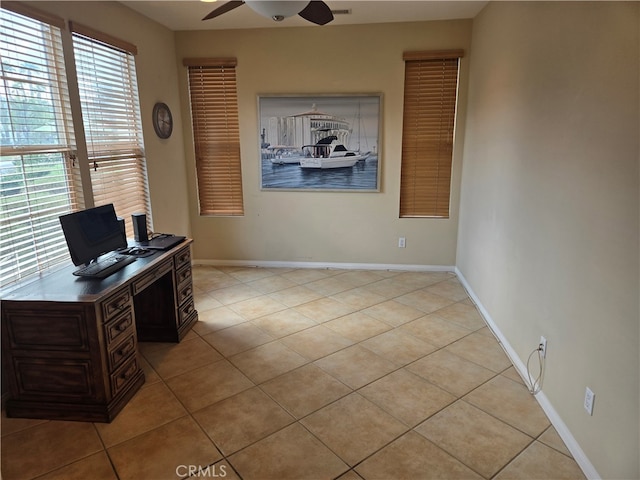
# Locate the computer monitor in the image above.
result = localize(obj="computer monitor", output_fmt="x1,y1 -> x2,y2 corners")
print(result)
59,204 -> 126,266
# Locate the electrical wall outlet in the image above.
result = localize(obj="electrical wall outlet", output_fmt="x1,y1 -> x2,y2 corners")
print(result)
539,336 -> 547,358
398,237 -> 406,248
584,387 -> 595,415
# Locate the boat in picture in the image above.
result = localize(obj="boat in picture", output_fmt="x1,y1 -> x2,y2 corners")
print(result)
299,136 -> 370,169
267,146 -> 305,165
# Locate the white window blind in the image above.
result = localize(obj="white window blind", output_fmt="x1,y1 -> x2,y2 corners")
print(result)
0,7 -> 80,287
72,26 -> 151,237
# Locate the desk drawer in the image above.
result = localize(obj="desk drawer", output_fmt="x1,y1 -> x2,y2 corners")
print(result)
101,289 -> 132,322
178,298 -> 196,327
175,263 -> 192,289
107,334 -> 136,371
104,310 -> 134,347
110,355 -> 139,397
174,247 -> 191,270
177,281 -> 194,307
132,259 -> 173,295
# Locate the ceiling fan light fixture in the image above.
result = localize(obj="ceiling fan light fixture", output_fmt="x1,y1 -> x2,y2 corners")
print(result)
245,1 -> 311,21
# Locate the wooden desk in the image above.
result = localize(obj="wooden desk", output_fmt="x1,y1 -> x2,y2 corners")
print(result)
0,240 -> 197,423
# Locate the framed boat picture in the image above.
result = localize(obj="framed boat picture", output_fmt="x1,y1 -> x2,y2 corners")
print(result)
259,94 -> 381,192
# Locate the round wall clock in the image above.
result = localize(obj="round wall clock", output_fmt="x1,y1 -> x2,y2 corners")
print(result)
152,102 -> 173,139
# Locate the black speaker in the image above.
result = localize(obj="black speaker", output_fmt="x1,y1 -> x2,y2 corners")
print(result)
117,216 -> 126,241
132,213 -> 148,242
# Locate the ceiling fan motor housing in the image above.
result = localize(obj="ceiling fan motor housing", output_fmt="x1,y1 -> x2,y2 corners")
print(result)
245,1 -> 311,21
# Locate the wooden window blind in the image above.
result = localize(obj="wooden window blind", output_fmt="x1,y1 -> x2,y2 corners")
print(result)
0,6 -> 80,287
184,58 -> 244,216
400,50 -> 463,218
72,26 -> 151,237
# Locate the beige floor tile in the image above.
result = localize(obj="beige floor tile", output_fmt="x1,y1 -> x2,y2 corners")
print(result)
305,275 -> 361,296
400,314 -> 472,348
137,353 -> 161,385
301,393 -> 408,466
355,431 -> 483,480
193,291 -> 223,312
192,306 -> 248,335
332,269 -> 386,287
165,360 -> 254,412
226,266 -> 276,282
95,382 -> 187,447
362,299 -> 426,326
393,271 -> 453,289
361,277 -> 423,298
415,400 -> 533,478
330,287 -> 388,310
142,336 -> 223,379
425,278 -> 470,301
407,349 -> 497,397
260,364 -> 352,418
435,301 -> 486,330
444,331 -> 513,372
197,272 -> 241,292
0,410 -> 48,437
314,344 -> 398,389
228,294 -> 288,320
108,416 -> 222,480
294,297 -> 357,322
207,283 -> 263,305
229,340 -> 309,384
360,369 -> 456,427
502,365 -> 527,385
464,375 -> 550,437
201,321 -> 274,356
280,324 -> 354,360
0,420 -> 103,480
396,288 -> 456,313
336,470 -> 365,480
538,425 -> 573,458
246,273 -> 297,293
324,311 -> 392,342
280,268 -> 334,284
268,284 -> 323,307
251,309 -> 317,338
228,423 -> 349,480
494,441 -> 586,479
361,329 -> 438,365
36,452 -> 117,480
193,387 -> 294,455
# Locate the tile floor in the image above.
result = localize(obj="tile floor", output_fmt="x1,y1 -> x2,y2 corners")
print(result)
1,266 -> 587,480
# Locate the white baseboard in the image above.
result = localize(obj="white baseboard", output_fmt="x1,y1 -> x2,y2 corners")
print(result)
193,259 -> 456,273
454,267 -> 600,480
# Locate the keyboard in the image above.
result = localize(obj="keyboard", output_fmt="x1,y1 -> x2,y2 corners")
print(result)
73,254 -> 136,279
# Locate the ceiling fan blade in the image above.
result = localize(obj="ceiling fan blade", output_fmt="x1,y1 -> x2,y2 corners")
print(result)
298,1 -> 334,25
202,1 -> 245,21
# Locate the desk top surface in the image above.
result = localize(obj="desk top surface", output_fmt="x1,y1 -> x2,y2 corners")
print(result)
1,239 -> 192,303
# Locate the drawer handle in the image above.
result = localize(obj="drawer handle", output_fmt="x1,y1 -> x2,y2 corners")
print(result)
184,287 -> 192,297
113,298 -> 128,311
118,343 -> 134,357
117,320 -> 130,332
185,304 -> 194,315
121,364 -> 137,380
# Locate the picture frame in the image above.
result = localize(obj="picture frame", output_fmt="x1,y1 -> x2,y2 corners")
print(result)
259,94 -> 381,191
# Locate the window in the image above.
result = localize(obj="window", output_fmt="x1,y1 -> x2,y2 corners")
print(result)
400,50 -> 463,218
184,58 -> 243,216
72,23 -> 151,237
0,6 -> 80,286
0,6 -> 150,288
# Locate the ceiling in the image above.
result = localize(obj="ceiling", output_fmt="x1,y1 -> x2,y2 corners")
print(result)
121,1 -> 488,31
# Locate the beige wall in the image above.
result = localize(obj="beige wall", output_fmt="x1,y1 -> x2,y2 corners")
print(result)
174,21 -> 472,266
24,1 -> 192,236
457,2 -> 639,478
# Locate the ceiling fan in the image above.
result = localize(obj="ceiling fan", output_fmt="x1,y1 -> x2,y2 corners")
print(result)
202,1 -> 334,25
